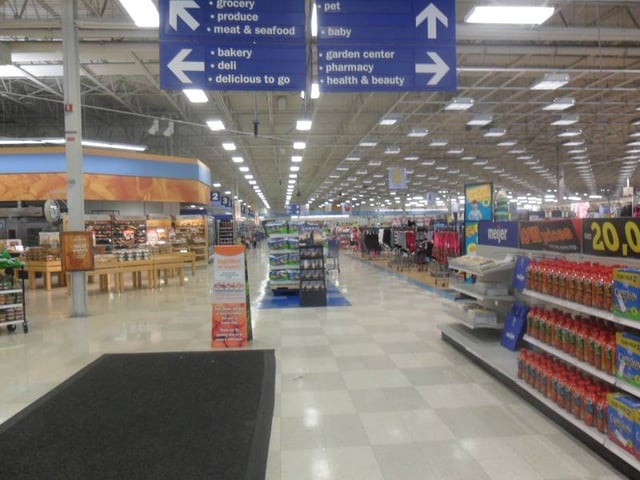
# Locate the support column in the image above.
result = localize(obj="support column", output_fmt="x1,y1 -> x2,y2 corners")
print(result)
62,0 -> 88,317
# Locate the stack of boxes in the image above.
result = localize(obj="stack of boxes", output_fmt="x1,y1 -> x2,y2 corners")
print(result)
611,267 -> 640,458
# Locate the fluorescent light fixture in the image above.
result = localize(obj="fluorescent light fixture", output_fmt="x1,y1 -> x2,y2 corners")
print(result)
239,166 -> 250,172
293,141 -> 306,150
117,0 -> 159,28
232,156 -> 244,163
551,114 -> 579,126
345,156 -> 360,161
404,156 -> 419,161
558,128 -> 582,137
82,139 -> 147,151
296,119 -> 312,131
385,146 -> 400,154
289,173 -> 298,179
206,119 -> 225,131
435,165 -> 448,171
291,155 -> 303,163
483,128 -> 507,138
563,139 -> 585,147
212,182 -> 221,188
568,148 -> 587,154
310,82 -> 320,99
407,128 -> 428,137
467,114 -> 492,126
368,159 -> 382,166
311,2 -> 318,37
472,160 -> 488,166
498,140 -> 517,147
224,190 -> 231,194
543,97 -> 575,111
444,97 -> 474,111
429,139 -> 448,147
447,147 -> 464,154
248,180 -> 257,185
530,73 -> 569,90
222,142 -> 236,151
465,6 -> 554,25
379,117 -> 399,126
0,136 -> 135,150
290,166 -> 300,172
359,139 -> 378,147
421,160 -> 436,166
183,89 -> 208,103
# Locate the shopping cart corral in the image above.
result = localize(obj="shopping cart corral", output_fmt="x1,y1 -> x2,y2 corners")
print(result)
326,239 -> 340,273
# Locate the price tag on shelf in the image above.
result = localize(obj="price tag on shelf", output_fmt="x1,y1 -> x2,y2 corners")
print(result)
582,218 -> 640,258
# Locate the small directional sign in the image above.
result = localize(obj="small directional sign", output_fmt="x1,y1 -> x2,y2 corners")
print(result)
158,0 -> 307,91
160,42 -> 306,90
318,46 -> 453,91
316,0 -> 456,92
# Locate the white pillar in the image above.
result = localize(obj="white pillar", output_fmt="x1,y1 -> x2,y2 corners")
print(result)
62,0 -> 88,316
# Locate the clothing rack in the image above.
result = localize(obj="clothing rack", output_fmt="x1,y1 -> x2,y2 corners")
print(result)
430,228 -> 462,285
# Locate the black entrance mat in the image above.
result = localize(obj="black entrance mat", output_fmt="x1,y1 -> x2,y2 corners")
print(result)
0,350 -> 276,480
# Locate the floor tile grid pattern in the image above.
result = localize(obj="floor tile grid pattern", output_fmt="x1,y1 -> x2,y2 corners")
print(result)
0,248 -> 629,480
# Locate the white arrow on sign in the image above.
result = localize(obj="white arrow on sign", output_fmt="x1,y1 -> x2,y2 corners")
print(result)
168,49 -> 205,84
415,3 -> 448,40
169,0 -> 200,31
415,52 -> 449,86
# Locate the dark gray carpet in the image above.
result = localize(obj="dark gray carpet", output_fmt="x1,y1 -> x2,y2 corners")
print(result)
0,350 -> 275,480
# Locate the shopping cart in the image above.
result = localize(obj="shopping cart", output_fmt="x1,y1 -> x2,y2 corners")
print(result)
326,239 -> 340,273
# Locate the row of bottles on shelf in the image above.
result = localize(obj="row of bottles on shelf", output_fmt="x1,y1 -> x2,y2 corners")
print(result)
526,258 -> 615,311
526,307 -> 616,375
518,349 -> 609,433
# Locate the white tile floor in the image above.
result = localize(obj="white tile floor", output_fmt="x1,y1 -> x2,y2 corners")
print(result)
0,248 -> 631,480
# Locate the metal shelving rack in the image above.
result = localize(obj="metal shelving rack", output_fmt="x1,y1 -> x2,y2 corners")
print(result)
445,255 -> 515,329
0,265 -> 27,334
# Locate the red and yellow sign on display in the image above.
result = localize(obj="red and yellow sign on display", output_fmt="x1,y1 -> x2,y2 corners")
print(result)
211,245 -> 249,348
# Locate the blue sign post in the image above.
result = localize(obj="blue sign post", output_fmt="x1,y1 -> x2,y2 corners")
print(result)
158,0 -> 307,91
316,0 -> 456,92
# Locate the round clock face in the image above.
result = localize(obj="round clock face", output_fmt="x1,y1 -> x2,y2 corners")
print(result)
44,199 -> 61,223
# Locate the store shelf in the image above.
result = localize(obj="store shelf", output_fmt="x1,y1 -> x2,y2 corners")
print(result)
268,265 -> 298,271
615,379 -> 640,398
523,334 -> 616,386
522,289 -> 614,322
450,283 -> 514,302
0,289 -> 22,295
448,257 -> 515,277
0,303 -> 22,310
517,377 -> 606,444
440,322 -> 640,477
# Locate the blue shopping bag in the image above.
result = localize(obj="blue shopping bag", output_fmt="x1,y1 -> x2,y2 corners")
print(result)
512,256 -> 530,291
501,302 -> 529,351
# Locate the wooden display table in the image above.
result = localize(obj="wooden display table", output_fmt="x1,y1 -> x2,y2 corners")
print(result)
180,251 -> 197,275
152,254 -> 186,288
24,260 -> 65,290
71,259 -> 154,294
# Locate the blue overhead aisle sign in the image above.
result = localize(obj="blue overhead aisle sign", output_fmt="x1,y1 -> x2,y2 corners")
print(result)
316,0 -> 456,92
158,0 -> 307,91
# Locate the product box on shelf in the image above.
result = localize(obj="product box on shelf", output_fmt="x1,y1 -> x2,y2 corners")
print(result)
635,408 -> 640,460
616,331 -> 640,389
607,393 -> 640,454
613,268 -> 640,321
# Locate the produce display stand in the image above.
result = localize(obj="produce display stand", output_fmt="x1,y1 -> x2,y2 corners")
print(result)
23,259 -> 65,290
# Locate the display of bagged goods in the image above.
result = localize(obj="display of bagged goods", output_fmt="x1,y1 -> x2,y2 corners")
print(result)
268,238 -> 288,250
269,270 -> 289,281
287,252 -> 299,264
288,269 -> 300,281
269,253 -> 289,266
287,237 -> 299,249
